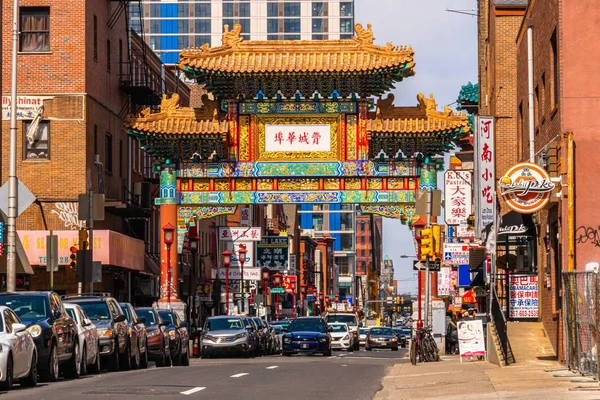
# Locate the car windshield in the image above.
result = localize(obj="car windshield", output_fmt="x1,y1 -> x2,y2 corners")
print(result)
326,314 -> 357,326
288,319 -> 326,333
0,295 -> 49,325
359,328 -> 369,334
329,324 -> 348,332
135,310 -> 157,327
204,318 -> 244,331
158,311 -> 175,326
272,325 -> 282,334
370,327 -> 394,336
78,302 -> 111,320
121,306 -> 132,322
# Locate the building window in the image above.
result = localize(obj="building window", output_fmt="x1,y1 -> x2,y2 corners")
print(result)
360,236 -> 365,244
106,39 -> 111,72
23,120 -> 50,159
194,35 -> 210,47
360,221 -> 365,232
178,4 -> 189,17
105,133 -> 113,175
550,30 -> 559,109
195,3 -> 211,18
93,15 -> 97,61
340,18 -> 353,33
361,249 -> 366,257
20,7 -> 50,52
284,3 -> 301,17
340,2 -> 353,17
178,35 -> 189,49
312,19 -> 324,33
178,20 -> 189,34
150,4 -> 161,17
195,19 -> 211,34
284,19 -> 301,33
267,3 -> 279,17
223,3 -> 234,18
313,2 -> 326,17
239,3 -> 250,18
267,19 -> 279,34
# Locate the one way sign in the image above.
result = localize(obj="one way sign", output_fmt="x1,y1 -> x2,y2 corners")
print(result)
413,260 -> 441,272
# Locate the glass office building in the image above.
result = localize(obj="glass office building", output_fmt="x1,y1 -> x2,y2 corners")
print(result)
132,0 -> 355,65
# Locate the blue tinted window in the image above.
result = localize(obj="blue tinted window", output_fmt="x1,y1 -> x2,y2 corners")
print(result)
195,3 -> 211,17
340,2 -> 353,17
284,19 -> 300,33
267,19 -> 278,34
267,4 -> 278,17
340,18 -> 353,33
195,19 -> 211,34
284,3 -> 300,17
223,3 -> 234,17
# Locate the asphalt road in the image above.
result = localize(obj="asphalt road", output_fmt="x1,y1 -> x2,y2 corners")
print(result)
1,348 -> 407,400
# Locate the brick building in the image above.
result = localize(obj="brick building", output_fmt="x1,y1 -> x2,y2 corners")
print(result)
1,1 -> 189,301
515,0 -> 600,362
355,214 -> 382,307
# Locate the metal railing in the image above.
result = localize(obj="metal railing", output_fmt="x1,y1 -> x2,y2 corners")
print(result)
491,287 -> 510,365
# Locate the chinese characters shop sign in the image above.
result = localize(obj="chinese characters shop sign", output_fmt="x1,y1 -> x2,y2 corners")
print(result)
444,171 -> 472,225
265,124 -> 331,152
509,275 -> 539,319
256,236 -> 289,271
218,227 -> 262,242
476,117 -> 496,235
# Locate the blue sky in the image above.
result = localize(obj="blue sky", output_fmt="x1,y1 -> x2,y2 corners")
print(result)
355,0 -> 478,294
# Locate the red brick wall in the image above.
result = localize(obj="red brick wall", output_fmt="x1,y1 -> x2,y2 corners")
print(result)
355,215 -> 382,276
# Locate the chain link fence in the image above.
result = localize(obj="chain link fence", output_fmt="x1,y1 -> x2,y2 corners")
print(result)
562,271 -> 599,378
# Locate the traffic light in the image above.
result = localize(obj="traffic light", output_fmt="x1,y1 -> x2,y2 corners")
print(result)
432,225 -> 442,262
69,246 -> 78,269
420,228 -> 433,261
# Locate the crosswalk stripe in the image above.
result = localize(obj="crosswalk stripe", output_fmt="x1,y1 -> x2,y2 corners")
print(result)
266,366 -> 279,369
181,387 -> 206,395
230,373 -> 250,378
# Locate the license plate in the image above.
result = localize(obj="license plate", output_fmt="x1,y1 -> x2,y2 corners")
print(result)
381,342 -> 386,345
301,344 -> 310,349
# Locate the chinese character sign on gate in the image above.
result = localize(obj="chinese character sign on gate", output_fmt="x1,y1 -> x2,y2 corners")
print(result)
476,117 -> 496,235
265,124 -> 331,152
444,171 -> 472,226
509,275 -> 539,319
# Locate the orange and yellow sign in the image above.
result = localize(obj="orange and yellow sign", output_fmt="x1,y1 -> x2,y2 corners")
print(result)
498,162 -> 555,214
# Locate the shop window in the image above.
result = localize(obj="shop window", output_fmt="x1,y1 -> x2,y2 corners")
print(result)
20,7 -> 50,52
23,120 -> 50,160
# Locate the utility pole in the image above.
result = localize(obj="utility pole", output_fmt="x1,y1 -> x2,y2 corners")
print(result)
6,0 -> 20,292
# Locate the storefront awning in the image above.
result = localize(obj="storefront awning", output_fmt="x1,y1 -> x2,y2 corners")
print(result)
18,230 -> 145,272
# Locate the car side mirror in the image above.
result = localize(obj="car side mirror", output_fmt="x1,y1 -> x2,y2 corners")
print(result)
137,317 -> 146,324
12,323 -> 27,334
53,309 -> 62,319
83,318 -> 93,327
327,326 -> 333,332
114,314 -> 127,323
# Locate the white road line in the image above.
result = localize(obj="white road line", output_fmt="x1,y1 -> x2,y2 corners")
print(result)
341,365 -> 348,367
230,373 -> 250,378
181,387 -> 206,395
266,366 -> 279,370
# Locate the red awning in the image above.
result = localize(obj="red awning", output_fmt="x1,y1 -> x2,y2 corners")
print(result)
462,289 -> 477,304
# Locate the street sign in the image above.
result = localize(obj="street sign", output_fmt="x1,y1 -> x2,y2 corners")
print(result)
45,234 -> 58,272
270,288 -> 285,294
0,178 -> 36,217
78,193 -> 105,221
413,260 -> 441,272
415,189 -> 442,216
443,243 -> 470,265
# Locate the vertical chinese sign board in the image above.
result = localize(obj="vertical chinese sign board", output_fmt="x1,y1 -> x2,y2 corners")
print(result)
0,222 -> 4,256
475,116 -> 496,237
509,275 -> 539,320
256,236 -> 289,271
444,170 -> 472,226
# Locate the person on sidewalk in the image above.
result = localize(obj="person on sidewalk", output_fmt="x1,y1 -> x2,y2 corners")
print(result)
446,313 -> 459,354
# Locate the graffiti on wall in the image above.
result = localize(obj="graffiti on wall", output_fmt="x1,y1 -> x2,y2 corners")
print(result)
576,225 -> 600,248
51,202 -> 80,230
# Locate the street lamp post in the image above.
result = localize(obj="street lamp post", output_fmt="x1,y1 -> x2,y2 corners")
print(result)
261,268 -> 270,317
238,244 -> 247,313
300,284 -> 307,316
222,249 -> 232,315
272,272 -> 282,321
188,229 -> 199,328
162,223 -> 176,310
290,280 -> 297,318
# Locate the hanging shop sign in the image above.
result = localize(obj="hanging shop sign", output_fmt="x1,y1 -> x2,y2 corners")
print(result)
240,207 -> 253,227
437,267 -> 452,296
509,274 -> 539,319
498,162 -> 555,214
475,116 -> 496,235
256,236 -> 289,270
223,241 -> 254,268
217,267 -> 261,281
265,124 -> 331,152
219,227 -> 262,241
443,243 -> 470,266
444,170 -> 472,225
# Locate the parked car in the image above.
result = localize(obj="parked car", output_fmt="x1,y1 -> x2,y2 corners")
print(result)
63,294 -> 129,372
270,324 -> 283,354
328,322 -> 354,352
359,327 -> 370,347
120,303 -> 148,369
243,317 -> 261,357
158,310 -> 190,366
200,316 -> 254,358
269,319 -> 291,332
64,303 -> 100,375
0,306 -> 38,390
251,317 -> 270,355
135,307 -> 170,367
0,292 -> 78,381
392,328 -> 408,348
282,317 -> 332,357
365,327 -> 399,351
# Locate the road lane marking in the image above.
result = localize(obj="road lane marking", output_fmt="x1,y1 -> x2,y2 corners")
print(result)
181,387 -> 206,395
230,373 -> 250,378
266,366 -> 279,369
341,365 -> 347,367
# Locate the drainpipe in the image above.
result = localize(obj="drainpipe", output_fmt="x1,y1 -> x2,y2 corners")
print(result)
567,132 -> 575,272
527,21 -> 535,162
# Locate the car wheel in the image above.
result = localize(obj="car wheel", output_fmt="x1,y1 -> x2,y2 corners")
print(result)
323,349 -> 332,357
0,353 -> 13,391
21,351 -> 38,387
365,345 -> 372,351
119,340 -> 131,371
88,342 -> 101,374
156,347 -> 167,367
64,341 -> 81,379
353,341 -> 360,351
348,345 -> 354,352
107,340 -> 120,372
282,352 -> 292,357
131,342 -> 141,370
181,343 -> 190,366
392,347 -> 399,351
41,342 -> 60,381
80,345 -> 88,376
140,341 -> 149,369
165,346 -> 173,366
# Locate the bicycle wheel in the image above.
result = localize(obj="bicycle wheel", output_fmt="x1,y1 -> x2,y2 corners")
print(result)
410,338 -> 417,365
422,335 -> 439,362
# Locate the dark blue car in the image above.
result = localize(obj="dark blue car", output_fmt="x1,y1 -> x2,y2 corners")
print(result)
282,317 -> 332,357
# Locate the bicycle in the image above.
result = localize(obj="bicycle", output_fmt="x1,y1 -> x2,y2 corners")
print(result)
410,326 -> 440,365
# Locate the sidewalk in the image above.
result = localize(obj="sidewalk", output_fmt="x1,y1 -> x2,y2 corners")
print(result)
374,355 -> 600,400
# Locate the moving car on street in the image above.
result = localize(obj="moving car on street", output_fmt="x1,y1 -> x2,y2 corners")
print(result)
392,328 -> 408,349
135,307 -> 170,367
201,316 -> 254,358
282,317 -> 332,357
0,306 -> 38,390
328,322 -> 354,352
365,327 -> 399,351
63,294 -> 129,372
0,292 -> 78,381
158,310 -> 189,366
359,327 -> 370,347
120,303 -> 149,369
324,311 -> 360,350
64,303 -> 101,375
